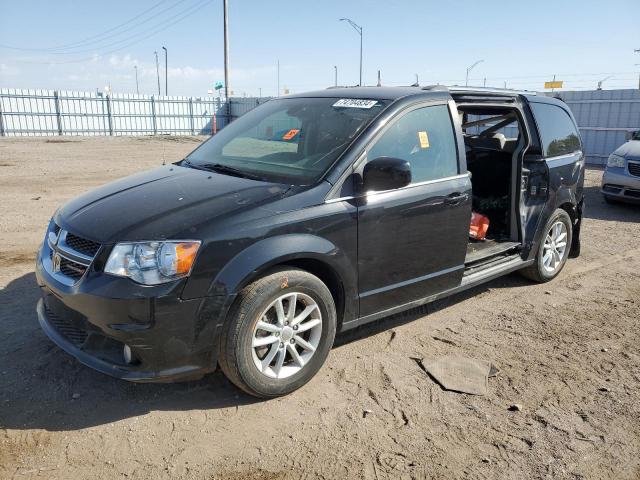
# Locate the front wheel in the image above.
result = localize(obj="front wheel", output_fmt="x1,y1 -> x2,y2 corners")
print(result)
218,268 -> 336,398
521,209 -> 573,283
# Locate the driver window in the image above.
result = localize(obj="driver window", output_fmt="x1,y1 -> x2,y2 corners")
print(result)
368,104 -> 458,183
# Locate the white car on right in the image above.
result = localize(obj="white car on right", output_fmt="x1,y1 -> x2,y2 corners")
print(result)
601,130 -> 640,204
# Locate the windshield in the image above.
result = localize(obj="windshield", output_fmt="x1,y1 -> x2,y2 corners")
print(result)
184,97 -> 388,184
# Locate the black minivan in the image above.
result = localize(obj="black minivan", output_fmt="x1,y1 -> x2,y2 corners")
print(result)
36,86 -> 585,397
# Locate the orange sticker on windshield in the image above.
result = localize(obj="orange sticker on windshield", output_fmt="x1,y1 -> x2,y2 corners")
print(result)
418,131 -> 430,149
282,129 -> 300,140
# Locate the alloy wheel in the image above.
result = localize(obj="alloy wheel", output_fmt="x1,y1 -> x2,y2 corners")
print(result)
251,292 -> 322,379
542,221 -> 568,274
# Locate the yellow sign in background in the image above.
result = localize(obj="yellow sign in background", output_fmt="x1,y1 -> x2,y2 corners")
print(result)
544,81 -> 564,89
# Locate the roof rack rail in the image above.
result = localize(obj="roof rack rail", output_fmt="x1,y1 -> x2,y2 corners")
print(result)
442,85 -> 536,96
420,84 -> 449,92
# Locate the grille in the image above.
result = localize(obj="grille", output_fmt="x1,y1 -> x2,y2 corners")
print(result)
626,189 -> 640,198
53,223 -> 61,235
628,162 -> 640,177
45,305 -> 88,346
59,257 -> 87,279
65,232 -> 101,257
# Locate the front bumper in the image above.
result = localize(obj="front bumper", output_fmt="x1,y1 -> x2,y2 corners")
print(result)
36,241 -> 227,382
601,167 -> 640,204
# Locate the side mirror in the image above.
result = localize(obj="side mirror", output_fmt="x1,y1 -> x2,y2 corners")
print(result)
363,157 -> 412,192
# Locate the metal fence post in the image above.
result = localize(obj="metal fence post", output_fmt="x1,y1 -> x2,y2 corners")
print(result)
0,93 -> 5,136
105,94 -> 114,136
188,97 -> 195,135
53,90 -> 63,135
151,96 -> 157,135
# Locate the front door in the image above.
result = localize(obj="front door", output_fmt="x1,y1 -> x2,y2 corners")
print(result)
357,102 -> 471,317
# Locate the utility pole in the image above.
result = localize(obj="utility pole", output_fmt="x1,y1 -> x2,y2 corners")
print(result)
465,59 -> 484,87
339,18 -> 363,86
162,46 -> 168,95
277,59 -> 280,97
134,65 -> 139,94
377,70 -> 381,87
636,50 -> 640,90
334,65 -> 338,87
154,51 -> 161,96
223,0 -> 230,101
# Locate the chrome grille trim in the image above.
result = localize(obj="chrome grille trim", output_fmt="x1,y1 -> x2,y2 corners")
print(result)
43,223 -> 101,286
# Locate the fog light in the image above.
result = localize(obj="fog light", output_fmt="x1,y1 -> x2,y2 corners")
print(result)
123,344 -> 133,364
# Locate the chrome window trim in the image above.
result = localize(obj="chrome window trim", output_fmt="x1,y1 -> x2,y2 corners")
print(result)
545,151 -> 583,167
325,172 -> 470,203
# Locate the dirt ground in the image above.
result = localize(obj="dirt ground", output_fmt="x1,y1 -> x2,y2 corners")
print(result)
1,136 -> 639,480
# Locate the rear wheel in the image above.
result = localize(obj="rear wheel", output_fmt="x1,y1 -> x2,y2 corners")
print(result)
521,209 -> 572,283
218,268 -> 336,398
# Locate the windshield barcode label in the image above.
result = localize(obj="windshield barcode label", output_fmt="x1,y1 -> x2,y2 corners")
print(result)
332,99 -> 378,109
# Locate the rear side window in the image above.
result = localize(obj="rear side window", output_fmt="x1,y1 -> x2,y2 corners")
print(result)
530,102 -> 581,157
367,104 -> 458,183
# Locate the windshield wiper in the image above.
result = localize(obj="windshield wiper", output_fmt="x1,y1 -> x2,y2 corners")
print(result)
183,160 -> 265,181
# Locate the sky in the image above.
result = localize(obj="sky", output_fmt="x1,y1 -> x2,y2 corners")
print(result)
1,0 -> 639,97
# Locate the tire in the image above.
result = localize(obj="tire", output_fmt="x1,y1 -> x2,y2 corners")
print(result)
218,267 -> 337,398
520,209 -> 573,283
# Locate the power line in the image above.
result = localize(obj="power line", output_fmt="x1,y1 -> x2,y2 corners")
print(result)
9,0 -> 212,65
5,0 -> 203,56
0,0 -> 174,52
46,0 -> 191,52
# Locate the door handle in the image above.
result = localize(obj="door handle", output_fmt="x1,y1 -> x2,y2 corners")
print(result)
444,193 -> 469,205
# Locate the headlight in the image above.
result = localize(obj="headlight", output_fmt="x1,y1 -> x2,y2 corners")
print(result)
607,154 -> 625,168
105,241 -> 201,285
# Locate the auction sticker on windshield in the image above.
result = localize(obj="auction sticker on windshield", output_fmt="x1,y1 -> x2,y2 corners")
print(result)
332,99 -> 378,109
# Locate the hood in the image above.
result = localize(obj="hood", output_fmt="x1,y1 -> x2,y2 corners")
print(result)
56,165 -> 290,243
615,140 -> 640,160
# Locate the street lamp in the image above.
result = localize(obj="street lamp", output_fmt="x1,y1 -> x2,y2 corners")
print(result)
597,75 -> 612,90
134,65 -> 139,94
334,65 -> 338,87
465,60 -> 484,86
154,51 -> 161,96
162,46 -> 168,95
339,18 -> 363,86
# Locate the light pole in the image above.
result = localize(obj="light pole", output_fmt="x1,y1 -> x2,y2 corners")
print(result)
465,60 -> 484,86
134,65 -> 139,94
339,18 -> 363,86
334,65 -> 337,87
162,46 -> 168,95
223,0 -> 230,101
154,51 -> 161,96
597,75 -> 612,90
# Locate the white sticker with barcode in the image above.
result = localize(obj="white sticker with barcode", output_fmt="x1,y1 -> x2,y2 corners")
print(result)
332,99 -> 378,109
